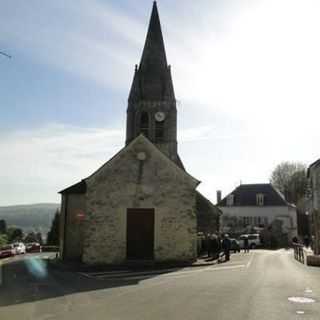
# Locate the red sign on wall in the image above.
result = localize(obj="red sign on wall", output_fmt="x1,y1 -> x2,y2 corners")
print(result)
76,210 -> 86,221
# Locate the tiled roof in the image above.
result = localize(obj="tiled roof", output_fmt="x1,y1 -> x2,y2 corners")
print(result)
218,183 -> 289,207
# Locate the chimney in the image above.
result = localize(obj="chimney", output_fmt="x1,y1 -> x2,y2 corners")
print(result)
217,190 -> 222,204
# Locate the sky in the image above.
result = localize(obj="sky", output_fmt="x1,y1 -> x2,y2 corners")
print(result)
0,0 -> 319,206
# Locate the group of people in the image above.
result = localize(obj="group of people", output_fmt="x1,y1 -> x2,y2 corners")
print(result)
204,234 -> 232,262
203,233 -> 251,262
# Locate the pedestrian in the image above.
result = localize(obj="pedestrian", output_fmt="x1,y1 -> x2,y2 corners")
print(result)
292,236 -> 298,245
207,233 -> 212,258
243,235 -> 249,253
211,234 -> 220,260
222,234 -> 231,261
304,235 -> 310,248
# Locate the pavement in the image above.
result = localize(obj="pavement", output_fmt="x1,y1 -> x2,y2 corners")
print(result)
0,249 -> 319,320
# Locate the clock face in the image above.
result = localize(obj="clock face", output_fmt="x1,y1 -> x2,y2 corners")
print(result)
155,111 -> 166,122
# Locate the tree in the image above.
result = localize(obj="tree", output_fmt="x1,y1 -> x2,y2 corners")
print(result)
0,234 -> 8,247
270,162 -> 308,204
36,232 -> 43,245
7,227 -> 23,242
0,219 -> 7,234
47,210 -> 60,246
24,232 -> 38,243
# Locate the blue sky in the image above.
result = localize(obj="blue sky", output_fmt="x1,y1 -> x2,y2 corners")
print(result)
1,0 -> 320,205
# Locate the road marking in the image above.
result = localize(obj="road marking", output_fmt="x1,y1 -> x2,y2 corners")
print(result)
80,257 -> 252,282
305,288 -> 313,294
246,252 -> 255,268
288,297 -> 315,304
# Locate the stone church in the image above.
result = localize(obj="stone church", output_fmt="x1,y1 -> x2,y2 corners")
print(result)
59,2 -> 220,265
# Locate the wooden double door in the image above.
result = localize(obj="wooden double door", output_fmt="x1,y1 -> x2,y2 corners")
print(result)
126,208 -> 155,260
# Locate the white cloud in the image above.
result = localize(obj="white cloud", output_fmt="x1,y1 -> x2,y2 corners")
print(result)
0,124 -> 124,205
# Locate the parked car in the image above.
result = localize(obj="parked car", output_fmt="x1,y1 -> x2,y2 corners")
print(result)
13,242 -> 26,254
239,234 -> 261,249
0,244 -> 15,258
26,242 -> 41,253
230,238 -> 241,253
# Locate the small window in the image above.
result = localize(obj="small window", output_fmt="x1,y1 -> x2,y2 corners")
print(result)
140,112 -> 149,138
256,193 -> 264,206
227,194 -> 234,206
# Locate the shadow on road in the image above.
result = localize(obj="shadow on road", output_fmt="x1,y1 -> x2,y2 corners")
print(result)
0,257 -> 184,307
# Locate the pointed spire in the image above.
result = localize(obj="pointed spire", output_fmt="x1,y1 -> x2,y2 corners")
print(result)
140,1 -> 167,71
128,2 -> 175,102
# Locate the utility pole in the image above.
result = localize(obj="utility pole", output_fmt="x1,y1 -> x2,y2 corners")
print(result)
0,51 -> 11,59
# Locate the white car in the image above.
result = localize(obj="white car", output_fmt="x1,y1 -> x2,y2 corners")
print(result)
13,242 -> 26,254
239,234 -> 261,249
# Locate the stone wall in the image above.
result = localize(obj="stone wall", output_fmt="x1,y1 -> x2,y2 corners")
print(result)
82,136 -> 198,265
60,193 -> 86,261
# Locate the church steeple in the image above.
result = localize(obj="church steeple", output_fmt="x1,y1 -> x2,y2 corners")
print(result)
128,1 -> 175,102
126,2 -> 178,162
139,1 -> 167,72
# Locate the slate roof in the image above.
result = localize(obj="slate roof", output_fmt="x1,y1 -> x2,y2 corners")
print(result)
128,1 -> 175,102
218,183 -> 289,207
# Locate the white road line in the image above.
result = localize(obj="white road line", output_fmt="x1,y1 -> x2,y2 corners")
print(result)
86,270 -> 133,276
80,259 -> 251,282
246,252 -> 255,268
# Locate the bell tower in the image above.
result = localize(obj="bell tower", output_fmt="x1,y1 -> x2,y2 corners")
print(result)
126,1 -> 178,163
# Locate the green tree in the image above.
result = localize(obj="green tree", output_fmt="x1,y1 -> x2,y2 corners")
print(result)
270,162 -> 308,204
7,227 -> 23,242
0,219 -> 7,234
0,234 -> 8,247
47,209 -> 60,246
36,232 -> 43,245
24,232 -> 38,243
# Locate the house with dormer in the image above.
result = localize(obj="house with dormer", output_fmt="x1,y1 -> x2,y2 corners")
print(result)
218,184 -> 297,242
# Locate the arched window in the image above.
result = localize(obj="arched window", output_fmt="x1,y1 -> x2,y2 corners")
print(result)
140,112 -> 149,138
155,121 -> 165,142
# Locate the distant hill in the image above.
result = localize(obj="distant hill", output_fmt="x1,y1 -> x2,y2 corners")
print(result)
0,203 -> 59,235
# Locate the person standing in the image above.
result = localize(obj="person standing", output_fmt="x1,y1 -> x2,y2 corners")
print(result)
243,235 -> 250,253
222,234 -> 231,261
211,234 -> 220,260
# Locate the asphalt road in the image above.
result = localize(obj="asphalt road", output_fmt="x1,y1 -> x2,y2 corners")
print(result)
0,250 -> 319,320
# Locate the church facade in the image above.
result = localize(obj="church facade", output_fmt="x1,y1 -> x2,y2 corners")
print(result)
59,2 -> 219,265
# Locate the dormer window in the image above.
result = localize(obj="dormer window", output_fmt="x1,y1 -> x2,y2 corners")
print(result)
227,194 -> 234,206
140,112 -> 149,138
256,193 -> 264,206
